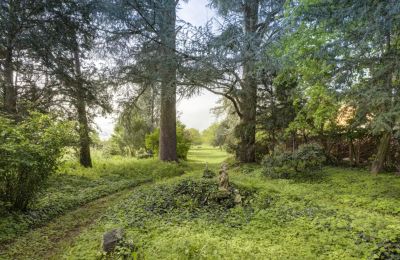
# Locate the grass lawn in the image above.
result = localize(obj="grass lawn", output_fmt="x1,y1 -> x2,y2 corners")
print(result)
61,146 -> 400,259
2,146 -> 400,259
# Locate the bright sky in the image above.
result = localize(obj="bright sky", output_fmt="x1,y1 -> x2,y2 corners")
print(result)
95,0 -> 219,140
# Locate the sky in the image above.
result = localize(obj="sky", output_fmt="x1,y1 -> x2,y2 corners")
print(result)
95,0 -> 219,140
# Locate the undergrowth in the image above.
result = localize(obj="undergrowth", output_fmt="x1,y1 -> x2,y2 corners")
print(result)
64,165 -> 400,260
0,158 -> 185,245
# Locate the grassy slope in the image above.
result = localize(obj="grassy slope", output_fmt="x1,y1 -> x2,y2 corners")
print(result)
61,146 -> 400,259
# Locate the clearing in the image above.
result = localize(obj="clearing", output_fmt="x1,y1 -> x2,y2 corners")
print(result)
2,146 -> 400,259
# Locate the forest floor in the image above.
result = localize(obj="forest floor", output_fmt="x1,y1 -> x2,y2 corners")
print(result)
2,146 -> 400,259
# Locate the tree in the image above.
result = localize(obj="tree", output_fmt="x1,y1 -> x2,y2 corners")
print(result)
187,128 -> 202,145
158,0 -> 178,161
145,122 -> 191,160
103,0 -> 183,161
35,0 -> 111,167
112,86 -> 159,155
193,0 -> 286,162
0,1 -> 48,115
293,0 -> 400,173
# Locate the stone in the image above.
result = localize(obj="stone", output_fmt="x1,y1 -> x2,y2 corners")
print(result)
234,189 -> 242,204
102,228 -> 124,253
218,163 -> 229,192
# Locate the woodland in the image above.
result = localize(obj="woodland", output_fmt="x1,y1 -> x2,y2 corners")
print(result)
1,0 -> 400,259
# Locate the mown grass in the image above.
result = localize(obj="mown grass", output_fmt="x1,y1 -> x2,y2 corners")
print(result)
0,156 -> 186,246
62,147 -> 400,259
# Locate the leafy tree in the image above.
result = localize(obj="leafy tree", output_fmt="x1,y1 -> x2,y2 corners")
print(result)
257,68 -> 298,152
103,0 -> 182,161
187,128 -> 202,145
188,0 -> 286,162
0,112 -> 75,210
0,1 -> 48,115
36,0 -> 111,167
293,0 -> 400,173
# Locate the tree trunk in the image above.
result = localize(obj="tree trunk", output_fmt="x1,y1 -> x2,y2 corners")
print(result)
3,47 -> 17,115
349,139 -> 355,166
236,0 -> 259,163
158,0 -> 177,161
371,132 -> 391,174
371,29 -> 394,174
3,2 -> 18,115
74,45 -> 92,168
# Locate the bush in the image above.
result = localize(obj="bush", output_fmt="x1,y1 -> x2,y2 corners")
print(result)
145,122 -> 192,160
262,143 -> 325,179
294,143 -> 326,172
0,113 -> 75,211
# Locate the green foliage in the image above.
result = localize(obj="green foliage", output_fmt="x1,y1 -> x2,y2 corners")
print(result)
262,143 -> 326,179
187,128 -> 202,145
4,147 -> 400,259
62,160 -> 400,259
372,238 -> 400,260
201,120 -> 236,152
0,158 -> 185,245
0,113 -> 75,211
145,122 -> 192,160
201,123 -> 219,145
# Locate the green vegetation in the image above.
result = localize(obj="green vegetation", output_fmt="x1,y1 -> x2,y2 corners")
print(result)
0,113 -> 75,211
146,122 -> 192,160
1,0 -> 400,259
53,147 -> 400,259
0,157 -> 185,246
262,143 -> 326,179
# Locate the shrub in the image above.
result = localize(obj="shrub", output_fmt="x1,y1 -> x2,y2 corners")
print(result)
262,149 -> 294,178
294,143 -> 326,172
145,122 -> 192,160
0,113 -> 75,211
262,143 -> 325,179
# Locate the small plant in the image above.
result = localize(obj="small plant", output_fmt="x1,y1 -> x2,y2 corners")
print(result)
262,143 -> 325,179
0,113 -> 75,211
202,163 -> 216,178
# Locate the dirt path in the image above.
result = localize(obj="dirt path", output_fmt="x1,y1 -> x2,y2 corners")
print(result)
0,187 -> 136,260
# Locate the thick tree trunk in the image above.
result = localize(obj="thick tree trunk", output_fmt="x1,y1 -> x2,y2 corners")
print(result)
371,132 -> 391,174
74,46 -> 92,168
3,47 -> 17,115
158,0 -> 177,161
3,2 -> 18,115
76,96 -> 92,167
236,0 -> 259,163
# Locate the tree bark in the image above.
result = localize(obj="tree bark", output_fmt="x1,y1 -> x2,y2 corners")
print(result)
371,132 -> 391,174
236,0 -> 259,163
158,0 -> 177,161
2,1 -> 18,115
74,45 -> 92,168
3,47 -> 17,115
